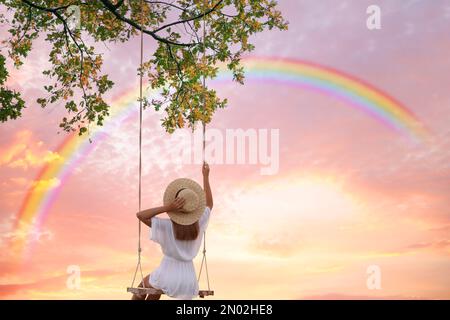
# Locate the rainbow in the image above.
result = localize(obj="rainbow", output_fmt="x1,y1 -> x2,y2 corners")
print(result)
13,85 -> 143,257
14,56 -> 430,258
216,57 -> 429,140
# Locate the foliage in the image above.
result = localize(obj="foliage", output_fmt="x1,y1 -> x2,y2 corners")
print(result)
0,54 -> 25,122
0,0 -> 287,134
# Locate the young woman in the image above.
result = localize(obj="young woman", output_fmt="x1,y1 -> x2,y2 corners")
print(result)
132,162 -> 213,300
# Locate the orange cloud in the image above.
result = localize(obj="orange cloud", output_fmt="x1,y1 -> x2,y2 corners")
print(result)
406,239 -> 450,255
31,178 -> 61,192
8,150 -> 62,170
248,232 -> 304,257
0,269 -> 126,299
8,177 -> 30,187
0,130 -> 62,170
356,239 -> 450,260
301,293 -> 429,300
305,264 -> 344,274
0,131 -> 30,165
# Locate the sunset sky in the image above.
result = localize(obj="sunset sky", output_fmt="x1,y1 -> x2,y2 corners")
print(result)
1,0 -> 450,299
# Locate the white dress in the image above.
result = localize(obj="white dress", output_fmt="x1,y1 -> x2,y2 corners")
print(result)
148,207 -> 211,299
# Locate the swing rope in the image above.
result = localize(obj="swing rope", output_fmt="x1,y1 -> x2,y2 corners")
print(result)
129,0 -> 213,298
130,0 -> 146,291
197,0 -> 211,294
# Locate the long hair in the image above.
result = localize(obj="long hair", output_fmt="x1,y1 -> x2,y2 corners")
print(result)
172,220 -> 200,241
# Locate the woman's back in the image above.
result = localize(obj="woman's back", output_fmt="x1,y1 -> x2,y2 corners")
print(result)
148,207 -> 211,299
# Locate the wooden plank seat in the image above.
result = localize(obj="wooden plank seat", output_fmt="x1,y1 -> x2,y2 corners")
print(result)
198,290 -> 214,298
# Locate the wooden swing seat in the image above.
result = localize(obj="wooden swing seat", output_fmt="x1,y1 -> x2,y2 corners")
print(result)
127,287 -> 214,298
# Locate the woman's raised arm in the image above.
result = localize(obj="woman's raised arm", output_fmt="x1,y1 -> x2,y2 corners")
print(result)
202,162 -> 213,210
136,198 -> 185,227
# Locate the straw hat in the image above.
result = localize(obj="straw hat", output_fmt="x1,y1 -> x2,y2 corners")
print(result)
163,178 -> 206,225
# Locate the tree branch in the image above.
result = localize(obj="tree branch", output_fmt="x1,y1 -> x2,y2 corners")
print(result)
99,0 -> 197,47
20,0 -> 84,13
20,0 -> 92,114
166,43 -> 183,80
152,0 -> 224,33
20,0 -> 197,47
145,0 -> 191,12
112,0 -> 125,9
13,6 -> 32,45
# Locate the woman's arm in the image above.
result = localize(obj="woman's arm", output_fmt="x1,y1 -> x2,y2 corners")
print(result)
136,198 -> 185,227
203,162 -> 213,210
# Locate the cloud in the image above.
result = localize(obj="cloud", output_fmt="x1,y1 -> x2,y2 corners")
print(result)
0,268 -> 125,299
305,264 -> 344,274
0,131 -> 30,165
1,177 -> 61,199
406,239 -> 450,254
8,150 -> 62,170
0,145 -> 28,167
0,130 -> 62,170
8,177 -> 30,187
301,293 -> 428,300
248,232 -> 304,258
0,211 -> 53,255
359,239 -> 450,259
1,225 -> 54,251
31,178 -> 61,192
428,225 -> 450,233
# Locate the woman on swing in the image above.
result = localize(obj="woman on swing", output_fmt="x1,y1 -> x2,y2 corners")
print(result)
132,162 -> 213,300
